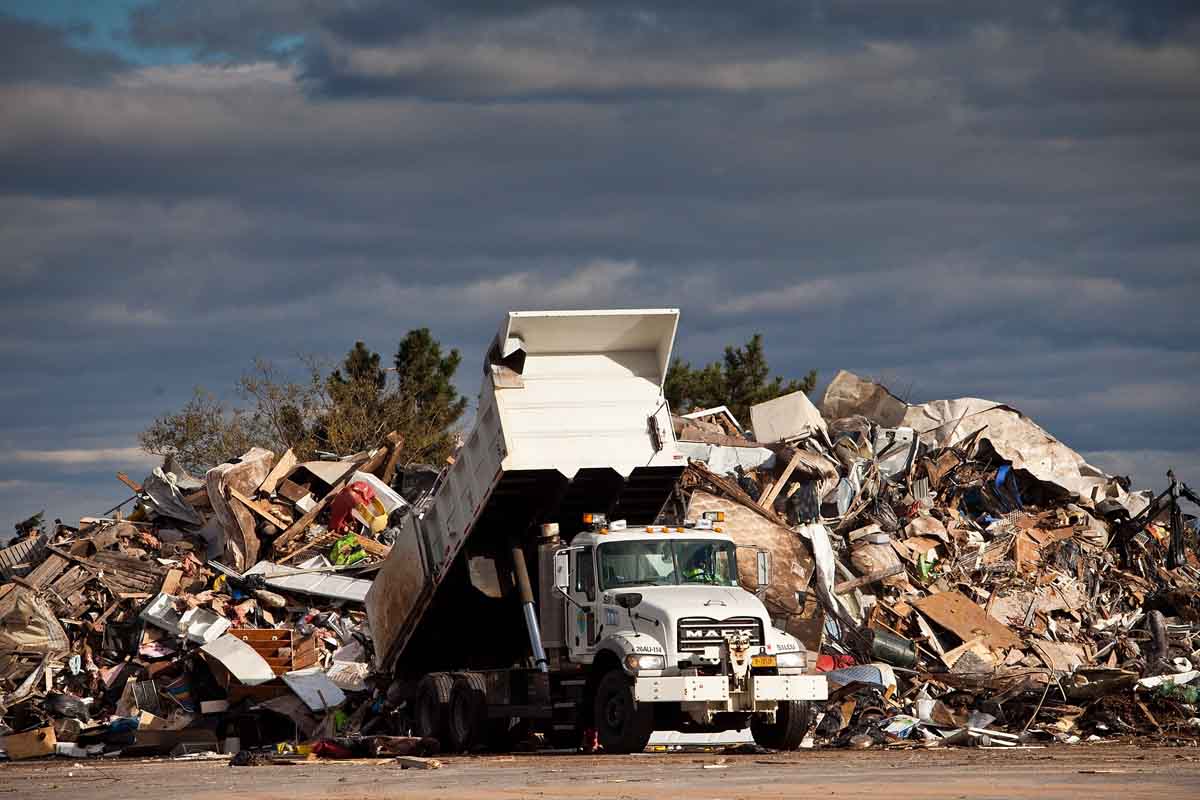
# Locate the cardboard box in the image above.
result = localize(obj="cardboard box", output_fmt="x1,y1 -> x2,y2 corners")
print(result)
1,726 -> 57,760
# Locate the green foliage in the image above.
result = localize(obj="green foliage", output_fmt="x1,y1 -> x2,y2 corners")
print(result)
139,389 -> 272,475
393,328 -> 468,460
141,330 -> 467,474
665,333 -> 816,424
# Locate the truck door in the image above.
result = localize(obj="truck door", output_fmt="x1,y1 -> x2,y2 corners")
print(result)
567,546 -> 598,661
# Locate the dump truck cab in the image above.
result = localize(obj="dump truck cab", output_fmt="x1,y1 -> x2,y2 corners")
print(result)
548,515 -> 824,751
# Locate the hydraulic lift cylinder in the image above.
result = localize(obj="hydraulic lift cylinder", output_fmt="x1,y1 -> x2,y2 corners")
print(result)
510,540 -> 549,673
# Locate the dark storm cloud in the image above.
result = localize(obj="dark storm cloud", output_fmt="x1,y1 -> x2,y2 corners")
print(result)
0,15 -> 129,84
123,2 -> 1200,101
0,1 -> 1197,525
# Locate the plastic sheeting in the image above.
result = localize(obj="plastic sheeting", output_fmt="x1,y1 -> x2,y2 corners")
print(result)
141,467 -> 204,527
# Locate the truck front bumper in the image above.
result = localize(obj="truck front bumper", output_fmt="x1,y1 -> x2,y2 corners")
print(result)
634,674 -> 827,705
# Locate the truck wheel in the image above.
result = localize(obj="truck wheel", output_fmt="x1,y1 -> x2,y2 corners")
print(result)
593,670 -> 654,754
448,673 -> 488,752
750,701 -> 812,751
415,673 -> 453,744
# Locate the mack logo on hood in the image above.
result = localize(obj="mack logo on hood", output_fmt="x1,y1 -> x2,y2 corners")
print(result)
683,628 -> 755,639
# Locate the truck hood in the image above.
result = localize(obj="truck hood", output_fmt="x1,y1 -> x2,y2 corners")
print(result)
611,585 -> 771,655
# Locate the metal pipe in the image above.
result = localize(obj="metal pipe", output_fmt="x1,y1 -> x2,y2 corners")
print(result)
510,540 -> 549,673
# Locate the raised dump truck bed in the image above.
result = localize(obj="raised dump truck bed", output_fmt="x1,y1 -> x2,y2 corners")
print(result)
367,310 -> 686,675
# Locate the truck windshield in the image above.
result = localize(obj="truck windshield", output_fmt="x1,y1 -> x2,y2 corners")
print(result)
598,539 -> 738,590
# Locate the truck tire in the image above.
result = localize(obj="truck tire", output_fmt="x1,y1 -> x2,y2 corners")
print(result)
448,673 -> 488,752
750,700 -> 812,751
415,673 -> 454,744
593,670 -> 654,754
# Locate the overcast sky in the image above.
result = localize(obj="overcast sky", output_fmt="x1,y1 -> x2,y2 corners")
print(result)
2,1 -> 1198,529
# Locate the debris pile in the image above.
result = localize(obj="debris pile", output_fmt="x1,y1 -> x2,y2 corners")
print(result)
0,434 -> 440,762
2,354 -> 1197,760
675,370 -> 1200,749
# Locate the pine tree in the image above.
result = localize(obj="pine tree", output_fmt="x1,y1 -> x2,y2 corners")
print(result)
665,333 -> 816,424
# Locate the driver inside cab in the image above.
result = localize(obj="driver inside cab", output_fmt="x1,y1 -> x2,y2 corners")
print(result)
682,546 -> 718,584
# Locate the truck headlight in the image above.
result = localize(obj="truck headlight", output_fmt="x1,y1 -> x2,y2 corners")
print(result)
624,654 -> 664,671
775,651 -> 804,669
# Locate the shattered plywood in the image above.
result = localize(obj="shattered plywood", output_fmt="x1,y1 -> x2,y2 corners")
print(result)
913,590 -> 1023,650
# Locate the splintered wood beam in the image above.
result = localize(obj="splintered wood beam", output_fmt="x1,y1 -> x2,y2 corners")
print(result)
228,486 -> 291,531
760,450 -> 805,510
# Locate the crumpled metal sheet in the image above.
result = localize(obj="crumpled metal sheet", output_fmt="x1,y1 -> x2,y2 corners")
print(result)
819,371 -> 1148,515
899,398 -> 1145,513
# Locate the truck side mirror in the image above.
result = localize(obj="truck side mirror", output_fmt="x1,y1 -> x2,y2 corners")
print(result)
553,549 -> 571,595
756,550 -> 771,589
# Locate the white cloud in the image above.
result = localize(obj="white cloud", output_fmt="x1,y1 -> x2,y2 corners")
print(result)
88,303 -> 169,327
9,447 -> 158,466
715,278 -> 844,314
377,259 -> 642,314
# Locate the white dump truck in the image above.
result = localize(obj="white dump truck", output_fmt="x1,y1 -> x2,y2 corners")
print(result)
366,309 -> 826,753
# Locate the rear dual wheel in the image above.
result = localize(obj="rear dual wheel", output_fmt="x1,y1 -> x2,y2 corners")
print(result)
448,672 -> 488,752
415,672 -> 453,743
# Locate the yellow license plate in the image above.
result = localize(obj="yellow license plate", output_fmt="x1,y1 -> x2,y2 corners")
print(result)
751,655 -> 777,668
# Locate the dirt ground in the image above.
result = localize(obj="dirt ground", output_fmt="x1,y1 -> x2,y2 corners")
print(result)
2,743 -> 1198,800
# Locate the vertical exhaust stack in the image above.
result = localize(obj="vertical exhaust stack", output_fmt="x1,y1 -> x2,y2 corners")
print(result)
510,539 -> 549,673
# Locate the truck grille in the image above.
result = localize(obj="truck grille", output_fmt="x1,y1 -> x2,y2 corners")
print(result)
676,617 -> 763,652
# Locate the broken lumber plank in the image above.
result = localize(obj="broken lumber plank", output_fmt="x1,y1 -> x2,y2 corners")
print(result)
0,553 -> 69,617
352,534 -> 392,559
379,432 -> 404,486
835,565 -> 904,595
760,450 -> 805,509
280,529 -> 342,565
258,448 -> 298,496
228,486 -> 291,531
274,476 -> 353,551
359,446 -> 389,477
116,472 -> 143,494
